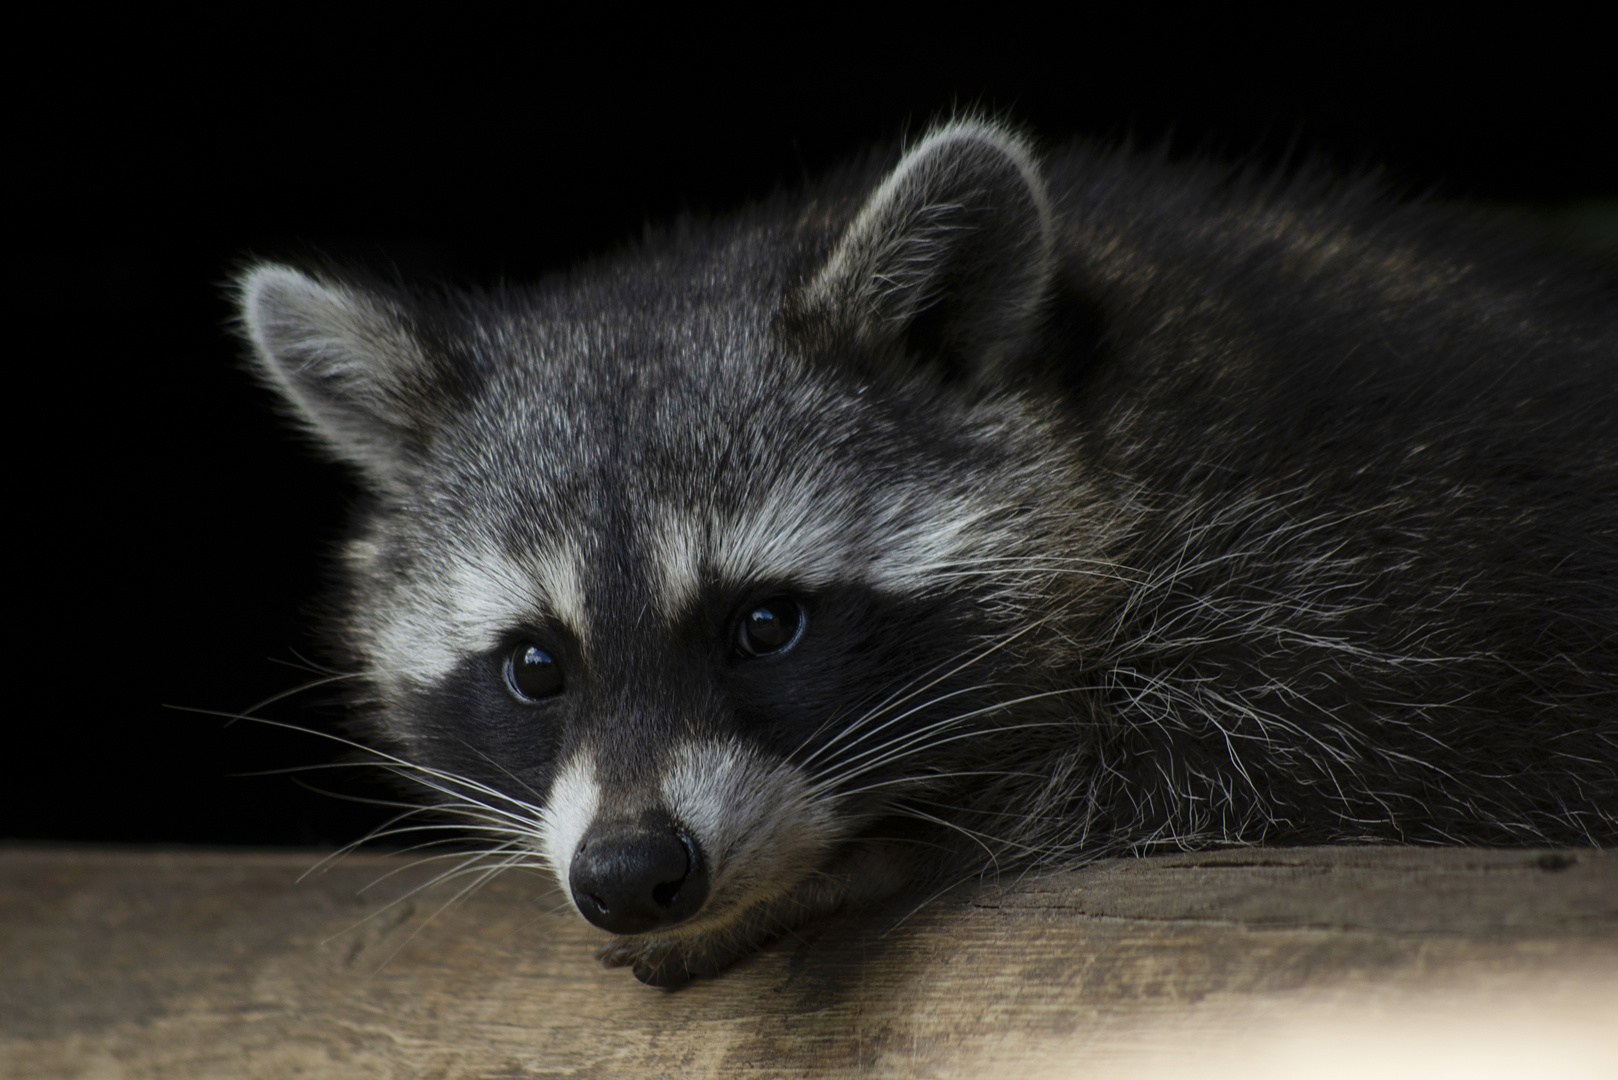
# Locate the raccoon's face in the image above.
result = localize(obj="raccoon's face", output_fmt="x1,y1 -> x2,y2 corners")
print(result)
240,121 -> 1109,980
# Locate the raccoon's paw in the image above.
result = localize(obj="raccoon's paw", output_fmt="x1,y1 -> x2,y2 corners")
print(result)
596,844 -> 917,986
595,931 -> 766,988
594,939 -> 641,970
595,936 -> 699,986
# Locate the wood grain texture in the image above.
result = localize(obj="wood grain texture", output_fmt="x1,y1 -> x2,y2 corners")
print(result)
2,846 -> 1614,1078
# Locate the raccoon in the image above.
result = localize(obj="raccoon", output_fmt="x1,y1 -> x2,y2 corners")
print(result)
237,119 -> 1618,986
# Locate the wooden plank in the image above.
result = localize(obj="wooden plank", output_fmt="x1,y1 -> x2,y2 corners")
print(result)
2,846 -> 1614,1078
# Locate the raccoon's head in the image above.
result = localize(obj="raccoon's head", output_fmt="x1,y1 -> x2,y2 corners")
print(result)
238,121 -> 1115,982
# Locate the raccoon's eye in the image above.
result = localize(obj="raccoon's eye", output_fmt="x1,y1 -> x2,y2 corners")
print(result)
736,597 -> 806,657
507,643 -> 564,701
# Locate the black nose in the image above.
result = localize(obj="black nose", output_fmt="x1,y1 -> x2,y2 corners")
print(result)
568,811 -> 709,934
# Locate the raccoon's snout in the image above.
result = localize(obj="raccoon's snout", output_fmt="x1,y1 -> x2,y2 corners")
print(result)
568,811 -> 709,935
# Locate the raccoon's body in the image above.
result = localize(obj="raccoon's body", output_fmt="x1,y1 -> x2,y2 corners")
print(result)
240,120 -> 1618,985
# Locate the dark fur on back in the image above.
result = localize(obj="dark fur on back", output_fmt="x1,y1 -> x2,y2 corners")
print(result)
1038,148 -> 1617,847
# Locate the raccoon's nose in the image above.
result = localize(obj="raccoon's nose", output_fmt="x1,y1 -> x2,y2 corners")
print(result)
568,811 -> 710,935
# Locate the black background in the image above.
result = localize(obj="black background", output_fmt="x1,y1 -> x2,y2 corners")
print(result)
13,21 -> 1613,848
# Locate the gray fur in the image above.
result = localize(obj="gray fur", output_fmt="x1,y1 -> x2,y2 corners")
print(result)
804,119 -> 1056,367
237,118 -> 1618,985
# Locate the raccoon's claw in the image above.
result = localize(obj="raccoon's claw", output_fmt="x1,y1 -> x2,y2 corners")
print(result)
597,934 -> 751,987
594,939 -> 695,986
595,939 -> 639,968
596,938 -> 697,985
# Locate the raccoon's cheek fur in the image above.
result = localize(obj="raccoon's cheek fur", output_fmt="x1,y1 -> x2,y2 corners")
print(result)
540,741 -> 845,983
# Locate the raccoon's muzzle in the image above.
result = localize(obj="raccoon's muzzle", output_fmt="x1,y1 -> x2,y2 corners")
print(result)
568,810 -> 710,934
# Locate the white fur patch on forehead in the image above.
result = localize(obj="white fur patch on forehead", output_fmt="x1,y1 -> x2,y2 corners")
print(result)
646,506 -> 706,616
709,470 -> 849,591
644,473 -> 848,612
363,538 -> 590,690
646,474 -> 1025,612
861,492 -> 1019,593
660,740 -> 839,916
540,752 -> 599,909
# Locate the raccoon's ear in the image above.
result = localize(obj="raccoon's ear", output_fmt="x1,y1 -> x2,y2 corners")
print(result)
237,264 -> 443,482
803,119 -> 1055,375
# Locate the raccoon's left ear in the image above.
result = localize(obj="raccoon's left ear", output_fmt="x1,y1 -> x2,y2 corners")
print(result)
802,119 -> 1055,376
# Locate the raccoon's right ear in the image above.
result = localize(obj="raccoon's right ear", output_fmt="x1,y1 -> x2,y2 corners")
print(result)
800,119 -> 1056,378
236,264 -> 443,483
